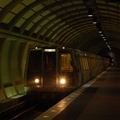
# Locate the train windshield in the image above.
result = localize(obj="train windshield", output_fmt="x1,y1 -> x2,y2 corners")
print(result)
60,53 -> 73,72
26,50 -> 42,85
42,49 -> 56,86
44,52 -> 56,72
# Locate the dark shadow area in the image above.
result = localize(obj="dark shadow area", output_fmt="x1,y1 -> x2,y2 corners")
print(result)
53,86 -> 99,120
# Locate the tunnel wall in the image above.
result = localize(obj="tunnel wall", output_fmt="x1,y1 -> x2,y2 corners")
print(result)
0,36 -> 37,101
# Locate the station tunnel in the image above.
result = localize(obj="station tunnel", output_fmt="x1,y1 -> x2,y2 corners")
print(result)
0,0 -> 120,102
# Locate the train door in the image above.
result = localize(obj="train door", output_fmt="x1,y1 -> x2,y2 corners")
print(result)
26,49 -> 42,86
42,48 -> 56,87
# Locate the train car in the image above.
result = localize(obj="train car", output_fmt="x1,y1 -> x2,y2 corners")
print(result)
25,47 -> 109,100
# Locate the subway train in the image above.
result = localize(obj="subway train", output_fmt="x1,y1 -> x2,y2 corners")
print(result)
25,47 -> 109,100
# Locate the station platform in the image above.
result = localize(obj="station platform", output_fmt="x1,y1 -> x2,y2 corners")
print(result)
34,66 -> 120,120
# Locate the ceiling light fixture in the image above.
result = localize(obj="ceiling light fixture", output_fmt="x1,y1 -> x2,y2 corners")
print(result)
99,30 -> 102,33
93,17 -> 97,24
88,8 -> 93,17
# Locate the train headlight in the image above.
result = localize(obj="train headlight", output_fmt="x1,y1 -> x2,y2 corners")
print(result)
34,78 -> 40,84
59,78 -> 66,85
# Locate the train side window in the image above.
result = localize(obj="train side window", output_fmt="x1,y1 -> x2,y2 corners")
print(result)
91,58 -> 96,68
60,53 -> 73,72
90,58 -> 94,68
80,57 -> 89,70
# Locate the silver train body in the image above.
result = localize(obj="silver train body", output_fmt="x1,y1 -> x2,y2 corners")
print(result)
26,47 -> 109,99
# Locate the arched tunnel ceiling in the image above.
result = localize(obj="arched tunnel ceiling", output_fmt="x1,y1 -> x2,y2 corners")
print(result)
0,0 -> 120,55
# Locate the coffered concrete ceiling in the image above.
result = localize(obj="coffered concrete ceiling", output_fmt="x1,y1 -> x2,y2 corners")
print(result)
0,0 -> 120,56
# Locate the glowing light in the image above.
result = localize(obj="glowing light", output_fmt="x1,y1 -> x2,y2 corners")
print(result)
99,30 -> 102,33
60,78 -> 66,84
88,8 -> 93,17
35,46 -> 38,49
44,49 -> 56,52
35,78 -> 40,83
51,110 -> 56,112
43,116 -> 49,118
62,47 -> 65,49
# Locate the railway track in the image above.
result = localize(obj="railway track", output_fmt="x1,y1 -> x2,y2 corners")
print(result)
9,104 -> 41,120
0,100 -> 43,120
0,98 -> 58,120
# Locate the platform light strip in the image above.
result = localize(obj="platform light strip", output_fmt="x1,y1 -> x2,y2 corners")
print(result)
34,68 -> 109,120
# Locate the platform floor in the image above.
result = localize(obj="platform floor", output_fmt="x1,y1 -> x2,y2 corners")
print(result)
34,66 -> 120,120
52,67 -> 120,120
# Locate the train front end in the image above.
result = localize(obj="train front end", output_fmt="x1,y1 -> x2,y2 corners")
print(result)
25,47 -> 78,100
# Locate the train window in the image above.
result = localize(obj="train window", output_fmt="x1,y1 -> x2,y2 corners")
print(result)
99,59 -> 102,66
27,50 -> 42,71
90,58 -> 97,68
90,58 -> 94,68
26,50 -> 42,83
80,57 -> 89,70
60,53 -> 73,72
